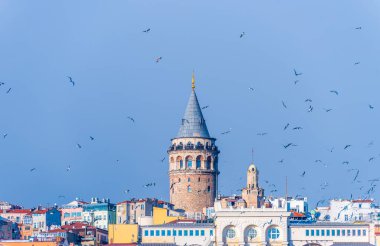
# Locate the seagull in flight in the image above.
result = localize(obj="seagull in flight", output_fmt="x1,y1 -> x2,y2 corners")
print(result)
66,165 -> 71,172
278,159 -> 284,164
155,57 -> 162,63
127,116 -> 135,123
282,100 -> 287,109
293,69 -> 302,76
5,88 -> 12,94
3,134 -> 8,139
201,105 -> 209,109
0,82 -> 4,86
324,108 -> 333,112
143,28 -> 151,33
77,143 -> 82,149
354,62 -> 360,65
305,99 -> 312,103
369,105 -> 374,109
344,144 -> 351,150
369,157 -> 375,162
160,157 -> 166,162
249,87 -> 254,92
283,143 -> 296,149
89,136 -> 95,141
355,27 -> 362,30
342,161 -> 349,165
292,126 -> 303,130
30,168 -> 36,172
257,132 -> 268,136
284,123 -> 290,130
330,90 -> 339,95
307,105 -> 313,112
300,171 -> 306,177
240,32 -> 246,38
124,189 -> 130,194
67,76 -> 75,86
221,128 -> 232,135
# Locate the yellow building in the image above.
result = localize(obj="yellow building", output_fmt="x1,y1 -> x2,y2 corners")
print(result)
152,207 -> 185,225
0,242 -> 60,246
108,224 -> 139,244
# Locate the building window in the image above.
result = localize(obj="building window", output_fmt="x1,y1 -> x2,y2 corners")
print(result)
332,230 -> 335,236
326,230 -> 330,236
344,214 -> 349,221
196,158 -> 201,169
311,230 -> 314,236
173,230 -> 177,236
206,159 -> 211,169
342,229 -> 345,236
188,177 -> 191,182
187,186 -> 192,192
179,178 -> 181,182
337,229 -> 340,236
268,228 -> 280,239
363,230 -> 367,236
155,230 -> 160,236
207,186 -> 211,193
198,177 -> 201,182
306,230 -> 309,236
180,160 -> 183,169
347,230 -> 351,236
210,230 -> 214,236
184,230 -> 188,236
359,204 -> 362,208
195,230 -> 199,236
150,230 -> 154,236
226,228 -> 235,239
144,230 -> 148,236
316,230 -> 320,236
201,230 -> 205,236
178,230 -> 183,236
358,229 -> 361,236
352,229 -> 356,236
189,230 -> 193,236
167,230 -> 171,236
161,230 -> 165,236
247,228 -> 257,239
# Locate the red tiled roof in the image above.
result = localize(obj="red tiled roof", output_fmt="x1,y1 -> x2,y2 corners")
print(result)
291,211 -> 306,217
48,229 -> 66,233
62,222 -> 93,230
33,210 -> 48,214
352,199 -> 373,203
4,209 -> 32,214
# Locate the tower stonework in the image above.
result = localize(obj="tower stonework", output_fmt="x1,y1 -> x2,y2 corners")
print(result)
168,78 -> 219,215
241,163 -> 264,208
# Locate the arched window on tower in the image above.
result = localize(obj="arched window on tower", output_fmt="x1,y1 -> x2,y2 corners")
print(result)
177,156 -> 183,169
186,156 -> 193,169
206,157 -> 212,170
207,186 -> 211,193
187,185 -> 192,193
196,156 -> 202,169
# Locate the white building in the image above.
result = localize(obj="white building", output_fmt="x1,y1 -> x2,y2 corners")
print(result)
317,199 -> 380,223
289,222 -> 374,246
269,197 -> 308,214
82,198 -> 116,230
214,200 -> 291,246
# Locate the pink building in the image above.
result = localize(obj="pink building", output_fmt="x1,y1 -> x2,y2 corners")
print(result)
61,200 -> 87,226
0,209 -> 32,224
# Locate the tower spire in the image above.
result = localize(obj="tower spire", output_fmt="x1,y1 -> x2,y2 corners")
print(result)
192,71 -> 195,89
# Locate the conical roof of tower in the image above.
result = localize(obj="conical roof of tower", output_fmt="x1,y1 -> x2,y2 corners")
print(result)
176,89 -> 211,138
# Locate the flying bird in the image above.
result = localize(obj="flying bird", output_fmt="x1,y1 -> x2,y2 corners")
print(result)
89,136 -> 95,141
355,27 -> 362,30
67,76 -> 75,86
240,32 -> 245,38
143,28 -> 151,33
0,82 -> 4,86
324,108 -> 333,112
257,132 -> 268,136
278,159 -> 284,164
293,69 -> 302,76
155,57 -> 162,63
300,171 -> 306,177
221,128 -> 232,135
249,87 -> 254,92
369,105 -> 374,109
344,145 -> 351,150
307,105 -> 313,112
369,157 -> 375,162
330,90 -> 339,95
201,105 -> 209,109
284,123 -> 290,130
354,62 -> 360,65
77,143 -> 82,149
292,127 -> 303,130
342,161 -> 349,165
6,88 -> 11,94
127,116 -> 135,123
124,190 -> 130,194
282,100 -> 287,109
305,99 -> 312,103
3,134 -> 8,139
283,143 -> 296,149
66,165 -> 71,172
294,80 -> 299,85
30,168 -> 36,172
160,157 -> 166,162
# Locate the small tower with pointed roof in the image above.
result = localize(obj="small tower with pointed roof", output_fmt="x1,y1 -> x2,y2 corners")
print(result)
242,163 -> 264,208
168,74 -> 220,216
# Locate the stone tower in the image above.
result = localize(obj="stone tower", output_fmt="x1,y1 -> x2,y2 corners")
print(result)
168,75 -> 219,216
241,163 -> 264,208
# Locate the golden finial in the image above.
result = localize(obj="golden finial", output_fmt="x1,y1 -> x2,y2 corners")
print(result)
192,71 -> 195,89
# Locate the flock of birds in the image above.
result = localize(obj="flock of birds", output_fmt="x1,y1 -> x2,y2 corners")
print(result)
1,23 -> 378,209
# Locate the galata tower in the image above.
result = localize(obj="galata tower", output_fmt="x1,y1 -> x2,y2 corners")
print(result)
168,74 -> 220,216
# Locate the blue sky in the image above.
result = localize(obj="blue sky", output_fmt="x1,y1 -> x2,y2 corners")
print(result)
0,0 -> 379,208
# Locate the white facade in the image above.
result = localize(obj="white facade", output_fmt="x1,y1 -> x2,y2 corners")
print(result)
317,199 -> 380,223
289,222 -> 374,246
214,200 -> 291,246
